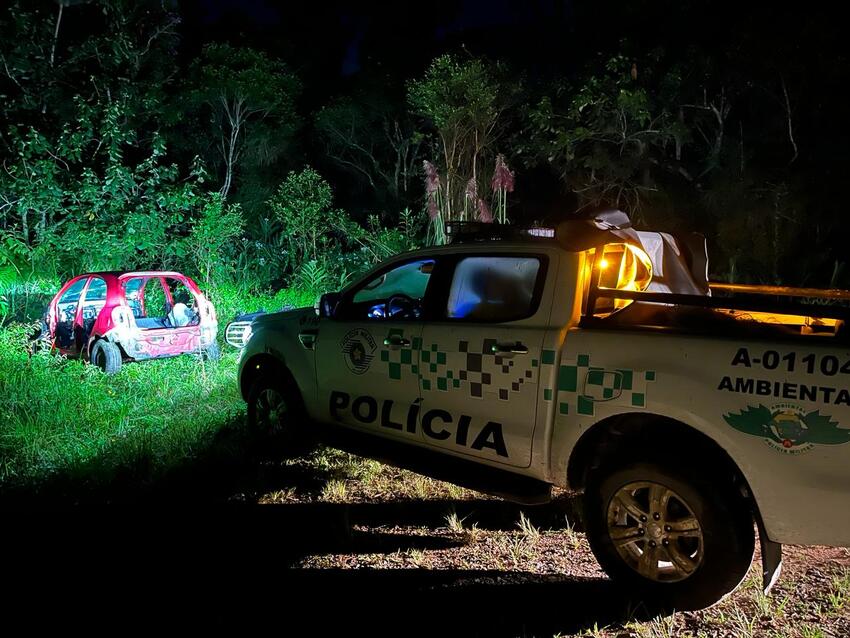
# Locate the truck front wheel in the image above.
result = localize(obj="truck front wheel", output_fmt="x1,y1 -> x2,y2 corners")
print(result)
584,461 -> 754,611
246,375 -> 307,449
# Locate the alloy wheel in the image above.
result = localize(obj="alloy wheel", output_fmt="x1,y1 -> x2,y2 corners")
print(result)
606,480 -> 704,583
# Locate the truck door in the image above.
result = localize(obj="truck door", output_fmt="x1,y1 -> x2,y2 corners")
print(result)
417,253 -> 551,468
315,257 -> 437,442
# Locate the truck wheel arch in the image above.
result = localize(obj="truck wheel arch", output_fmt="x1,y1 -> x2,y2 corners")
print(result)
240,353 -> 293,401
567,413 -> 751,501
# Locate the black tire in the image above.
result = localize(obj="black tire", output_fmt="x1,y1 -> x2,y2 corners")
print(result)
91,339 -> 122,375
203,341 -> 221,361
584,461 -> 754,611
246,374 -> 308,449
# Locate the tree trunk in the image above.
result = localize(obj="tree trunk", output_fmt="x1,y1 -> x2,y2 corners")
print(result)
675,108 -> 683,161
49,2 -> 64,67
42,2 -> 64,115
21,209 -> 29,247
781,76 -> 798,164
220,96 -> 244,200
739,121 -> 744,177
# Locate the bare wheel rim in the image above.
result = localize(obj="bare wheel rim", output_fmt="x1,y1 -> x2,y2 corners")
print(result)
606,480 -> 704,583
254,388 -> 288,435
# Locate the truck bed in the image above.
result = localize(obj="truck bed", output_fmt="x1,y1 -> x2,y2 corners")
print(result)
582,282 -> 850,344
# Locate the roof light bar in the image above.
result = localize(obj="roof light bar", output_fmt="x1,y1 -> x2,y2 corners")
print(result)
445,221 -> 556,243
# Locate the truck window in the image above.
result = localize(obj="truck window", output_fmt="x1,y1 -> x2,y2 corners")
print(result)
446,256 -> 541,322
82,277 -> 107,303
58,278 -> 87,306
164,278 -> 200,327
127,278 -> 170,329
345,259 -> 435,320
122,277 -> 144,318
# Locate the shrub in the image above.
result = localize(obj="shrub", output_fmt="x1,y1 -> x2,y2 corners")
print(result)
182,194 -> 245,288
267,167 -> 337,266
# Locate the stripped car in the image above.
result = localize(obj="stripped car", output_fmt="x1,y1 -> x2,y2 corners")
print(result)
36,271 -> 219,373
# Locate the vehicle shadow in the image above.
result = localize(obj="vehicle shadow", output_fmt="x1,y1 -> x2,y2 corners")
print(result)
0,416 -> 585,532
4,503 -> 665,636
0,424 -> 670,633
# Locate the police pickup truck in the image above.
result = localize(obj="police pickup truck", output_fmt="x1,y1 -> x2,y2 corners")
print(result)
237,211 -> 850,609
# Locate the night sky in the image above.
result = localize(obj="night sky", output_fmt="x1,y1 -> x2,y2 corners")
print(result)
184,1 -> 575,99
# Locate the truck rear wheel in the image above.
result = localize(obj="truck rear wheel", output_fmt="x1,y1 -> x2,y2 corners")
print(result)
584,461 -> 754,611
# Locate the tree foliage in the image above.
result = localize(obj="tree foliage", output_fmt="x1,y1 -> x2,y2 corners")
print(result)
316,91 -> 423,213
0,1 -> 846,292
0,0 -> 199,276
186,43 -> 301,204
408,55 -> 521,224
185,194 -> 245,288
521,55 -> 680,217
267,167 -> 335,265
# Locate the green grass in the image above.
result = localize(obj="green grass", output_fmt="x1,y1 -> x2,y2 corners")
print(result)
0,321 -> 245,491
0,282 -> 318,495
207,283 -> 318,325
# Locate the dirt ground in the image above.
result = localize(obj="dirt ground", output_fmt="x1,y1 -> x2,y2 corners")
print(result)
243,449 -> 849,638
4,445 -> 847,636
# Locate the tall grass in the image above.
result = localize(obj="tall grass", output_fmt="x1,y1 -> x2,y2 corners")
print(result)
0,322 -> 245,490
207,283 -> 319,324
0,276 -> 60,325
0,280 -> 319,494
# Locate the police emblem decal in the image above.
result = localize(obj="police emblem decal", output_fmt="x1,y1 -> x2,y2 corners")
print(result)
723,403 -> 850,454
342,328 -> 377,375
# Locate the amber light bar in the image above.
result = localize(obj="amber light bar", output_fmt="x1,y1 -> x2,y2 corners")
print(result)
709,282 -> 850,301
587,288 -> 850,323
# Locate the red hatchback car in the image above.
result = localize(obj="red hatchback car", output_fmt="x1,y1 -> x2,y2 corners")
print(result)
38,271 -> 219,373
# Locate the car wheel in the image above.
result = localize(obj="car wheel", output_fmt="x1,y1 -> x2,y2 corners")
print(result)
246,375 -> 306,446
91,339 -> 122,375
203,341 -> 221,361
584,461 -> 755,611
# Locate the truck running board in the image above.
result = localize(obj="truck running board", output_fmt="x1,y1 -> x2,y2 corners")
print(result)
317,424 -> 553,505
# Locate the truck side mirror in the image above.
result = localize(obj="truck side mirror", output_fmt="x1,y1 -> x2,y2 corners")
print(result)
318,292 -> 342,318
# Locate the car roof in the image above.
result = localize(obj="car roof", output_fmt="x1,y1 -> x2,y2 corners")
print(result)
117,271 -> 190,279
74,270 -> 191,279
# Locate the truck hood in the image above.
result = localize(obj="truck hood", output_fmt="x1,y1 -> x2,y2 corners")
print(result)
251,306 -> 315,326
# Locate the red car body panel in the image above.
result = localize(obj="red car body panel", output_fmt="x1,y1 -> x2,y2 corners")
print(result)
44,270 -> 218,363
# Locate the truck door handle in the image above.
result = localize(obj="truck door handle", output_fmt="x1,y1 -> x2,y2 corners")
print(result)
298,331 -> 317,349
491,341 -> 529,355
383,336 -> 411,348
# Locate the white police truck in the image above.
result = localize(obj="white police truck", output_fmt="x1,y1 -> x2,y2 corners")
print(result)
237,211 -> 850,609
